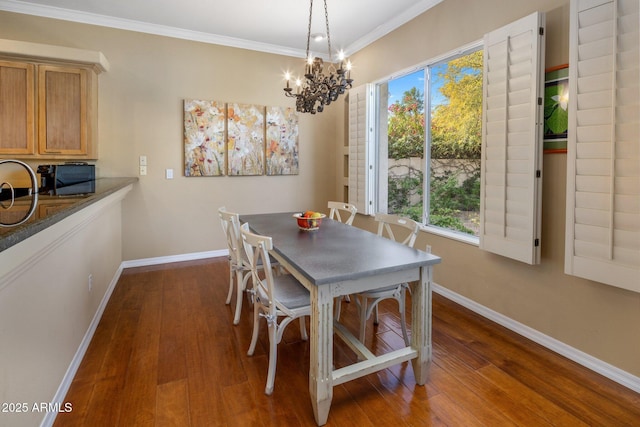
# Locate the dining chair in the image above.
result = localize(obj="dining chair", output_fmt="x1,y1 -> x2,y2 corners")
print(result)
218,207 -> 280,325
240,223 -> 311,395
327,201 -> 358,225
328,201 -> 358,314
353,213 -> 420,346
218,207 -> 251,325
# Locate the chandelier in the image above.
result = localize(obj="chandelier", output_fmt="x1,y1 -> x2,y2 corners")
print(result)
283,0 -> 353,114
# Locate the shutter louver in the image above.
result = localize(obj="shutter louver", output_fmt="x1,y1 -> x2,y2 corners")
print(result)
480,12 -> 545,264
566,0 -> 640,292
348,84 -> 373,215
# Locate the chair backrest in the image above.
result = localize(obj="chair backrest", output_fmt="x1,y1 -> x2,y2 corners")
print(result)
375,213 -> 420,248
240,223 -> 276,313
218,207 -> 244,265
328,201 -> 358,225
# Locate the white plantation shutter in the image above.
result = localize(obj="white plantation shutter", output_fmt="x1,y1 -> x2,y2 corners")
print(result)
565,0 -> 640,292
348,84 -> 375,215
480,12 -> 546,264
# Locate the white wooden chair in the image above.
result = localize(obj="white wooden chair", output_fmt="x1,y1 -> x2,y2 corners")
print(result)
218,207 -> 280,325
218,207 -> 252,325
328,201 -> 358,314
241,223 -> 310,395
328,201 -> 357,225
354,213 -> 420,346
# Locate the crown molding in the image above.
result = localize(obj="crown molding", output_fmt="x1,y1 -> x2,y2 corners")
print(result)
344,0 -> 443,55
0,0 -> 308,58
0,0 -> 443,59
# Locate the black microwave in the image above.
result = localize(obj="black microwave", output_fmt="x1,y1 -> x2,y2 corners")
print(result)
37,163 -> 95,194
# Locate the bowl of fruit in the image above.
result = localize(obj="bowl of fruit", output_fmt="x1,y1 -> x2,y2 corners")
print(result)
293,211 -> 326,231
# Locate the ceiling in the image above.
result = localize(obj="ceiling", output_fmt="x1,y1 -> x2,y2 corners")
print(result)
0,0 -> 443,59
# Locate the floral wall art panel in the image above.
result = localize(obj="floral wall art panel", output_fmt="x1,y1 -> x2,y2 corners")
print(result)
184,99 -> 226,176
227,103 -> 265,176
266,106 -> 299,175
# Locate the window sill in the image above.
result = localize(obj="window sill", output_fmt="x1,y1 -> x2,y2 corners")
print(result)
420,224 -> 479,247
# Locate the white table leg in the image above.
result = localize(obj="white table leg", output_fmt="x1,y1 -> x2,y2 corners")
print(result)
410,265 -> 432,385
309,285 -> 333,425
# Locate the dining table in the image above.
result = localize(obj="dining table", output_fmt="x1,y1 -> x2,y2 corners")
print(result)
239,212 -> 441,425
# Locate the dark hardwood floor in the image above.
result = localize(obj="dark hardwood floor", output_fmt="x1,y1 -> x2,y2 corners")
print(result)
54,257 -> 640,426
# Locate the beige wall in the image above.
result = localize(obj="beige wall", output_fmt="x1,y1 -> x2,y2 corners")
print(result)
342,0 -> 640,378
0,0 -> 638,385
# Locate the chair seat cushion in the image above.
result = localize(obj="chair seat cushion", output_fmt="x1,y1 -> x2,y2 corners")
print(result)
274,274 -> 310,309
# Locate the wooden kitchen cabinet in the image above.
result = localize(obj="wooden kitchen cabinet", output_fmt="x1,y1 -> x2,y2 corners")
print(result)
0,60 -> 35,155
0,60 -> 98,159
38,64 -> 97,158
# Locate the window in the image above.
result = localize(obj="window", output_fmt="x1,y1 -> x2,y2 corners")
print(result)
349,12 -> 545,264
375,48 -> 483,239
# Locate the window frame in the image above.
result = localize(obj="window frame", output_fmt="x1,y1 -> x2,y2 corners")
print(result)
371,40 -> 484,245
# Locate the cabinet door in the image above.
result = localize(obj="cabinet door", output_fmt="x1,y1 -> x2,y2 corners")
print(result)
38,65 -> 89,156
0,60 -> 35,155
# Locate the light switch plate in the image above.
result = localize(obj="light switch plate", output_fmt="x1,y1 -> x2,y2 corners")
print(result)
165,169 -> 173,179
139,155 -> 147,166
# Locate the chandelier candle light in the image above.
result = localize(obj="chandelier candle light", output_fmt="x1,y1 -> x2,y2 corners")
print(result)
283,0 -> 353,114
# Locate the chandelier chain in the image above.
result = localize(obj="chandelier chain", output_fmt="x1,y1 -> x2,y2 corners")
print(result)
323,0 -> 332,60
305,0 -> 313,57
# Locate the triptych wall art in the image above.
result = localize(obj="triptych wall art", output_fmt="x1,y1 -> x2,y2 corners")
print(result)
184,99 -> 299,177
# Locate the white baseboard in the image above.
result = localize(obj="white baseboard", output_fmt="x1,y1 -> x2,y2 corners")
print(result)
432,283 -> 640,394
120,249 -> 228,268
41,264 -> 125,427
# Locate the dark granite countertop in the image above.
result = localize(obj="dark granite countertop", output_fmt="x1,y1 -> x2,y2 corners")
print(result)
0,177 -> 138,253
